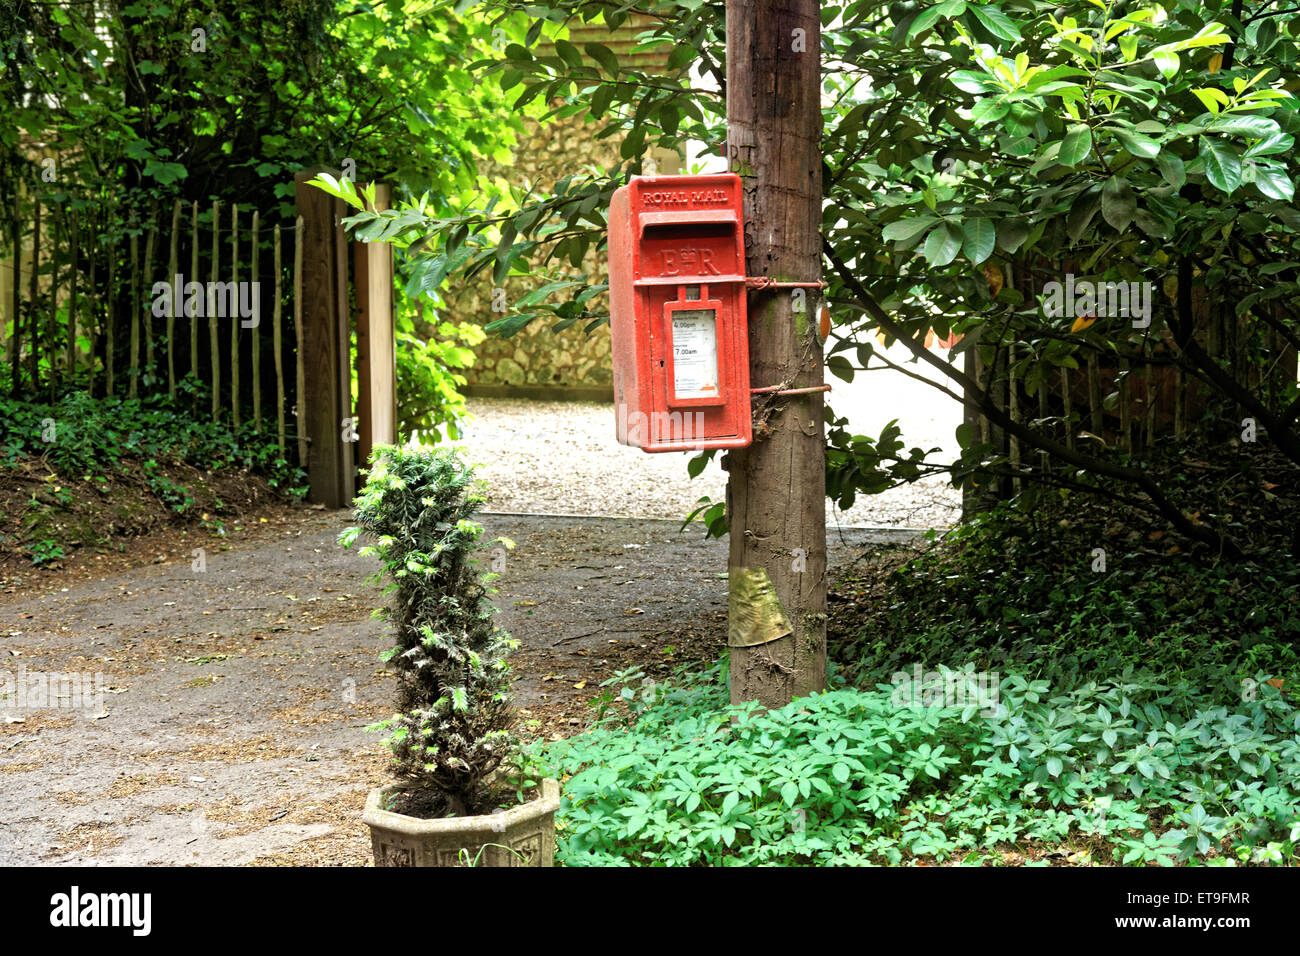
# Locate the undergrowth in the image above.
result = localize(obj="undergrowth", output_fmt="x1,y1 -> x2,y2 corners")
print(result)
539,659 -> 1300,867
829,498 -> 1300,701
0,382 -> 306,496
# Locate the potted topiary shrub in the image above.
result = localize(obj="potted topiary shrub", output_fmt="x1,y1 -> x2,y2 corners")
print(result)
341,444 -> 559,867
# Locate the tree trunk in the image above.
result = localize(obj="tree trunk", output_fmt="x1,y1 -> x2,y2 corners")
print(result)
724,0 -> 826,708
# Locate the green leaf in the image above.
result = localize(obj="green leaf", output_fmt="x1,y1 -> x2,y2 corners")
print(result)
1111,127 -> 1161,159
1151,50 -> 1179,79
1208,114 -> 1280,139
908,2 -> 963,40
969,98 -> 1011,127
553,39 -> 583,70
1252,164 -> 1294,201
1059,124 -> 1093,166
1199,137 -> 1243,193
1156,152 -> 1186,189
950,70 -> 994,94
962,218 -> 995,264
882,215 -> 940,245
997,220 -> 1031,253
1101,175 -> 1137,232
923,222 -> 963,266
969,4 -> 1021,42
584,42 -> 619,76
1192,87 -> 1230,114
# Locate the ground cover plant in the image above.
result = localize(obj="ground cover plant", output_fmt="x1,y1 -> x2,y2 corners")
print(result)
541,657 -> 1300,866
828,488 -> 1300,701
0,385 -> 305,565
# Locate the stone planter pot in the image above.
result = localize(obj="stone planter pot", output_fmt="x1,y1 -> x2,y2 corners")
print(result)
363,778 -> 561,867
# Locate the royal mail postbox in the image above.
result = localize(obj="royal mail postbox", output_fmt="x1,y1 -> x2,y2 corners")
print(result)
608,174 -> 751,452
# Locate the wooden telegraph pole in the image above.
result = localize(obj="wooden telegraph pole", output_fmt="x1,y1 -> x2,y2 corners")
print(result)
725,0 -> 827,707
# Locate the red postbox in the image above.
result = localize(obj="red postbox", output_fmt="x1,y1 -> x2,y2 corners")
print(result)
608,174 -> 751,452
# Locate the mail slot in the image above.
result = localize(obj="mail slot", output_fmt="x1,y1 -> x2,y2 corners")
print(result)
608,174 -> 751,452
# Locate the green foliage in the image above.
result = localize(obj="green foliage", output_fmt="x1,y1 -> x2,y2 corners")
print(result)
0,386 -> 307,496
540,658 -> 1300,866
319,0 -> 1300,553
393,309 -> 486,443
1,0 -> 520,219
27,538 -> 66,566
833,498 -> 1300,698
341,444 -> 518,814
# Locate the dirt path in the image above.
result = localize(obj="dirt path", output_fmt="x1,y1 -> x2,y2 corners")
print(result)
0,508 -> 912,866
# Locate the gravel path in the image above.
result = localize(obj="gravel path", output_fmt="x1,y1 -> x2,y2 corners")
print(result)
0,510 -> 909,866
453,344 -> 965,530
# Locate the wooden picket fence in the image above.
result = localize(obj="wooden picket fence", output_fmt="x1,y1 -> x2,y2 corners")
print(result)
1,186 -> 312,462
3,169 -> 396,505
961,258 -> 1299,507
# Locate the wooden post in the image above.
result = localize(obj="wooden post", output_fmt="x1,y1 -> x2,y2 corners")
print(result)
251,209 -> 261,433
334,189 -> 355,504
353,182 -> 396,467
354,227 -> 371,464
142,202 -> 158,379
1038,363 -> 1050,476
66,214 -> 78,385
87,234 -> 97,395
1145,361 -> 1157,450
27,198 -> 39,392
106,234 -> 116,397
294,171 -> 351,507
1061,367 -> 1074,452
1174,365 -> 1185,439
725,0 -> 826,707
210,199 -> 220,420
67,213 -> 78,386
190,201 -> 199,387
294,215 -> 307,470
230,204 -> 241,428
1087,354 -> 1103,435
1009,346 -> 1021,494
129,230 -> 139,397
48,210 -> 59,401
962,348 -> 985,519
1119,357 -> 1132,452
8,188 -> 18,396
273,223 -> 285,453
167,199 -> 181,397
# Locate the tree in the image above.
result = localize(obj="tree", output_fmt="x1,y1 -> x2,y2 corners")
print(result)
315,0 -> 1300,561
2,0 -> 519,430
724,0 -> 827,705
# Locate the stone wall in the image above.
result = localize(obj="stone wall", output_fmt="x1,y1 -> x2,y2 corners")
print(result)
451,17 -> 680,399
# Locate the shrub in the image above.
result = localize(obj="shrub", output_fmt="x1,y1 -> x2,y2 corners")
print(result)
341,445 -> 517,816
830,499 -> 1300,699
0,384 -> 307,496
541,660 -> 1300,866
